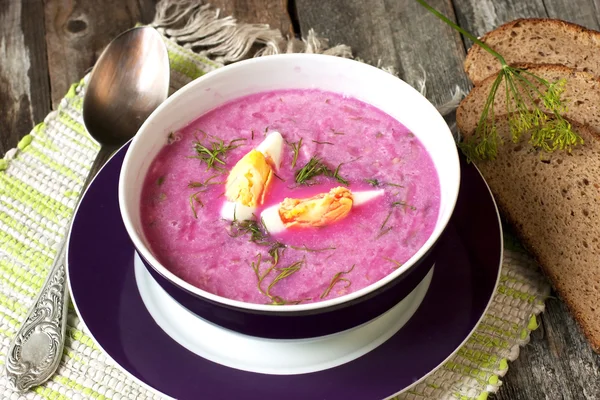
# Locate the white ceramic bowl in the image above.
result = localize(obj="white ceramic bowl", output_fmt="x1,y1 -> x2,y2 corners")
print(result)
118,54 -> 460,339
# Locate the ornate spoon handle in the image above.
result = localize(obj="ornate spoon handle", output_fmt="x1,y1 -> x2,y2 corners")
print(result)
5,147 -> 113,392
5,245 -> 69,391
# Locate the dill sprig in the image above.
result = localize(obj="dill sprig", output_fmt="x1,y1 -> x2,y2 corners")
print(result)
382,257 -> 403,269
190,131 -> 246,171
312,140 -> 334,145
289,138 -> 303,168
187,174 -> 224,218
295,156 -> 349,185
365,178 -> 404,188
417,0 -> 583,161
251,254 -> 306,305
391,201 -> 417,211
320,264 -> 355,299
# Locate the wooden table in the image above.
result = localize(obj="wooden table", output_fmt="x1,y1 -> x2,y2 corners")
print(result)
1,0 -> 599,398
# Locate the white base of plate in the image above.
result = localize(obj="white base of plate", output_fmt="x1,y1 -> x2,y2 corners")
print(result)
134,252 -> 433,375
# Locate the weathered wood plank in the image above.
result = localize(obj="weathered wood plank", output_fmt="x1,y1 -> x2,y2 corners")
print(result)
495,294 -> 600,400
543,0 -> 600,29
452,0 -> 547,49
0,0 -> 52,154
209,0 -> 293,36
295,0 -> 471,108
44,0 -> 157,109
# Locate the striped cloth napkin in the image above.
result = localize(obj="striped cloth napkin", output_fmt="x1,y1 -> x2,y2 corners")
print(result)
0,1 -> 550,399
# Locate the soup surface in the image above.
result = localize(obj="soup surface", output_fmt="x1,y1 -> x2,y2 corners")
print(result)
140,89 -> 440,305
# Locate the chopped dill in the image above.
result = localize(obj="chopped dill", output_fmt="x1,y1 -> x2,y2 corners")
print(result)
188,174 -> 224,188
157,176 -> 165,186
265,126 -> 269,133
392,201 -> 417,211
295,156 -> 349,186
386,182 -> 404,188
332,130 -> 345,135
376,226 -> 393,240
290,245 -> 336,253
312,140 -> 334,145
190,132 -> 246,171
251,129 -> 255,140
187,175 -> 225,218
365,178 -> 380,187
289,138 -> 303,168
382,257 -> 403,269
189,191 -> 204,219
321,264 -> 355,299
380,211 -> 392,231
251,253 -> 306,305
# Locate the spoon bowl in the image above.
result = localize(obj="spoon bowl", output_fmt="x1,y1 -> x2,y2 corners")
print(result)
83,26 -> 170,148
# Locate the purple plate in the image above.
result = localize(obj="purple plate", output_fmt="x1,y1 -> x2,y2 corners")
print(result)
67,143 -> 501,400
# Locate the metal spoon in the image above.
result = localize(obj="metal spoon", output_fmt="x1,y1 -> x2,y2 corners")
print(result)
5,26 -> 170,392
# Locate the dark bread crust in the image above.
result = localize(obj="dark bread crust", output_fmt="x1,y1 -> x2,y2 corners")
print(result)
465,18 -> 600,85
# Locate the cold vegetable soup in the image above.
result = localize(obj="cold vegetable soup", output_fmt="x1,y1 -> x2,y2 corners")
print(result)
140,89 -> 440,305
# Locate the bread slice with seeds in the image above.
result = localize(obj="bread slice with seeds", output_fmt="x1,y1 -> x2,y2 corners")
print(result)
465,18 -> 600,85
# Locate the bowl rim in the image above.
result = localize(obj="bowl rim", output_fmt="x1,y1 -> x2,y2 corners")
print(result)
118,53 -> 461,313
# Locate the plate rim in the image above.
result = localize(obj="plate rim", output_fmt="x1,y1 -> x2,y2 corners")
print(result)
66,142 -> 503,399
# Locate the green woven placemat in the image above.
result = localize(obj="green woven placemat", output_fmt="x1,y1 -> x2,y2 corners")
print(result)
0,1 -> 550,399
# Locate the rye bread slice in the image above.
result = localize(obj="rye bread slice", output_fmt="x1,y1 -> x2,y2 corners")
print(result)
463,116 -> 600,351
464,18 -> 600,85
456,64 -> 600,138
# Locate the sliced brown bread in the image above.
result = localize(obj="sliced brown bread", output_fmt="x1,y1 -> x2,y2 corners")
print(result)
463,116 -> 600,351
465,18 -> 600,85
457,64 -> 600,137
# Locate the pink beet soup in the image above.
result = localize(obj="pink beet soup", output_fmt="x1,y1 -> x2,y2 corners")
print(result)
140,89 -> 440,305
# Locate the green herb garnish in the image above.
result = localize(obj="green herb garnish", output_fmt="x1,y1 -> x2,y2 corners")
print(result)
320,264 -> 355,299
392,201 -> 417,211
189,191 -> 204,219
417,0 -> 582,161
289,138 -> 303,168
290,245 -> 336,253
190,132 -> 245,171
365,178 -> 380,187
157,176 -> 165,186
376,226 -> 393,240
295,156 -> 349,185
251,253 -> 306,305
382,257 -> 403,269
312,140 -> 334,145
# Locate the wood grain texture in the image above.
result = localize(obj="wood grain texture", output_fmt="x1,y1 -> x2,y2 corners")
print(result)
295,0 -> 471,108
543,0 -> 600,29
0,0 -> 52,154
44,0 -> 157,108
209,0 -> 293,36
452,0 -> 547,48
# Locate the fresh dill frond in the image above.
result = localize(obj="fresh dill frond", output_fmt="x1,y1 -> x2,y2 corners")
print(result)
190,132 -> 246,171
294,156 -> 349,185
289,138 -> 303,168
157,176 -> 165,186
417,0 -> 583,161
365,178 -> 380,187
320,264 -> 355,299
